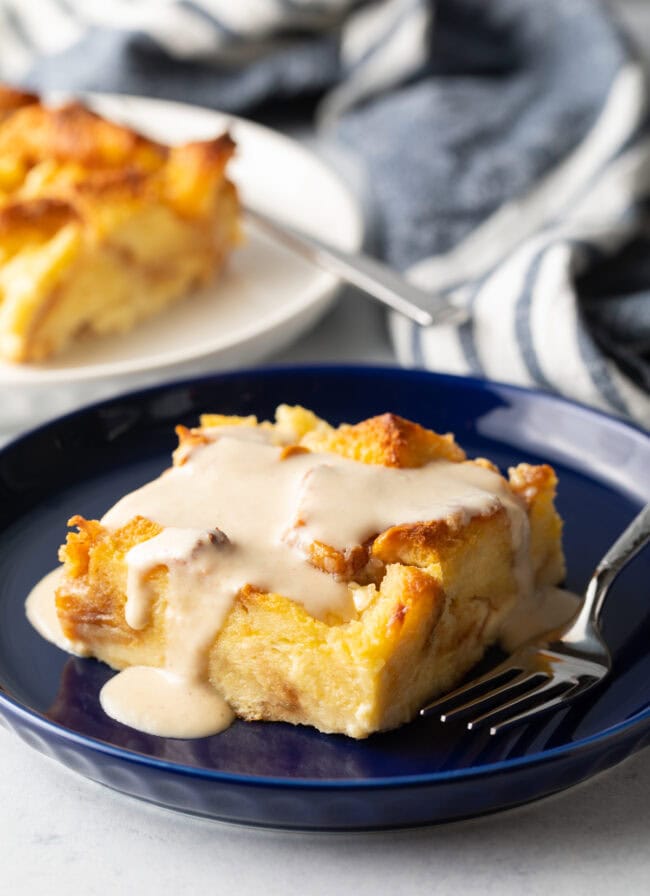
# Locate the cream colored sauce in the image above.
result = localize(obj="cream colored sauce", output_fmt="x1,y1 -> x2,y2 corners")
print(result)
289,456 -> 519,550
27,427 -> 542,740
25,567 -> 90,657
103,432 -> 531,619
99,666 -> 234,738
499,585 -> 580,653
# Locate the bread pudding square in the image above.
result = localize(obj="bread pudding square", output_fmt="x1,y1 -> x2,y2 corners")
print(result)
51,406 -> 565,739
0,88 -> 240,362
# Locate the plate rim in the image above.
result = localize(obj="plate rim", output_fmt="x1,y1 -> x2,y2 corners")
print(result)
0,93 -> 364,386
1,363 -> 649,791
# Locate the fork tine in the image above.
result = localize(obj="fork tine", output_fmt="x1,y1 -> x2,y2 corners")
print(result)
488,693 -> 577,735
439,671 -> 546,723
419,661 -> 524,718
486,676 -> 603,735
467,677 -> 575,733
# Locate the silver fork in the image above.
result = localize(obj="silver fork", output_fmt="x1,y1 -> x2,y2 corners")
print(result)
244,204 -> 468,329
420,502 -> 650,736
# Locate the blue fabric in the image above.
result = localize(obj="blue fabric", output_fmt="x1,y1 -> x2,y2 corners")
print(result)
337,1 -> 628,267
23,27 -> 343,114
1,0 -> 648,422
16,2 -> 628,268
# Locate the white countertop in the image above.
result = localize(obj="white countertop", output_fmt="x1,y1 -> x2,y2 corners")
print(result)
2,685 -> 649,896
2,294 -> 649,895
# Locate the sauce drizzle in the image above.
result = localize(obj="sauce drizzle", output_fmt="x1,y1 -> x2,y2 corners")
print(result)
27,427 -> 546,739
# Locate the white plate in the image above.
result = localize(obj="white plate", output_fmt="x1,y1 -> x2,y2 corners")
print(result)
0,94 -> 363,435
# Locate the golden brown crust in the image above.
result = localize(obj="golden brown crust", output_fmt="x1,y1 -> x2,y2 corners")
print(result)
0,100 -> 167,169
278,444 -> 310,461
0,85 -> 38,119
371,508 -> 507,569
509,463 -> 565,584
0,98 -> 236,214
57,515 -> 164,644
172,425 -> 212,466
0,86 -> 240,363
0,196 -> 80,235
301,412 -> 466,467
304,538 -> 373,580
508,462 -> 556,505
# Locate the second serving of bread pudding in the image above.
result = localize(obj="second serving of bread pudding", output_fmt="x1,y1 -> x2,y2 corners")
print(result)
28,406 -> 566,740
0,85 -> 240,362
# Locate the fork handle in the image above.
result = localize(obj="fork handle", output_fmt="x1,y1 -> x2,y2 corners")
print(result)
244,205 -> 469,329
579,501 -> 650,625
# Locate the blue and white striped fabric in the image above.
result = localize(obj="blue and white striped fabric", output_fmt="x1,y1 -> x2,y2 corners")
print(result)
389,63 -> 650,426
1,0 -> 649,427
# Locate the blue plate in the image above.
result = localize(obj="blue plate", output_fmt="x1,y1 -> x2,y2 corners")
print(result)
0,365 -> 649,830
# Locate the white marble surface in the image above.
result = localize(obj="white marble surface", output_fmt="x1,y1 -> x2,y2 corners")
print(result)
2,714 -> 650,896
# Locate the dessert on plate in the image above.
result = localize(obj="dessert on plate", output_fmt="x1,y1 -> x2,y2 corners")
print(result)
28,405 -> 565,739
0,85 -> 240,363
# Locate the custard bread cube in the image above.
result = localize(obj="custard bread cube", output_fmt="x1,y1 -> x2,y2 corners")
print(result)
0,87 -> 240,362
53,406 -> 565,739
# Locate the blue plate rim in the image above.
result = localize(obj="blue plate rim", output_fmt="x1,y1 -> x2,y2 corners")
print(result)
1,363 -> 648,790
4,363 -> 650,454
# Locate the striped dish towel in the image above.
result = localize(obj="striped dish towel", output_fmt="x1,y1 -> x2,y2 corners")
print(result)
389,63 -> 650,427
1,0 -> 649,427
332,2 -> 650,428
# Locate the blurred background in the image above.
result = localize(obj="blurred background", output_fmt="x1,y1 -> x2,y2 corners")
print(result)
0,0 -> 648,430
